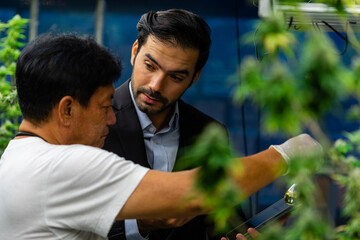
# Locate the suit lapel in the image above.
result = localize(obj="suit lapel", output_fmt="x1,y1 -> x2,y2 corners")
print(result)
174,101 -> 195,170
112,80 -> 150,168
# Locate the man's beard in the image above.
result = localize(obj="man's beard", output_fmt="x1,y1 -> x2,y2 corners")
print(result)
132,84 -> 175,115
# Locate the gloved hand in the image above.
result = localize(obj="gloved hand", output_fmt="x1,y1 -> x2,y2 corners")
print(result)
270,134 -> 323,170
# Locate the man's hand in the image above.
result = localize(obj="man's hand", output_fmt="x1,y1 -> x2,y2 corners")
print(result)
137,217 -> 195,235
271,133 -> 323,166
221,228 -> 260,240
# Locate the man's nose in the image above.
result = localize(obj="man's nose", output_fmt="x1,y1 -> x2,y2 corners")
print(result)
148,72 -> 166,92
107,107 -> 116,125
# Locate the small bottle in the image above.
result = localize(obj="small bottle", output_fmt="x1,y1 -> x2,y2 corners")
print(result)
284,184 -> 296,205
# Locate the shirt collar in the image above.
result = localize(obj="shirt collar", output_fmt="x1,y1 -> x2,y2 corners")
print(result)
129,81 -> 179,133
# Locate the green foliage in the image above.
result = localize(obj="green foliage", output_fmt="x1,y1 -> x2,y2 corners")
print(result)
283,168 -> 333,240
236,13 -> 349,137
176,123 -> 244,231
276,0 -> 358,9
231,1 -> 360,239
300,33 -> 347,117
252,13 -> 296,59
0,15 -> 28,155
235,56 -> 302,135
325,130 -> 360,239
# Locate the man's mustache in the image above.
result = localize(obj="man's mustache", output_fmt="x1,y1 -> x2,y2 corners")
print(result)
138,87 -> 168,104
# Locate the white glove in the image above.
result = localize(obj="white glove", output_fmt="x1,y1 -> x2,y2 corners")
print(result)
270,134 -> 323,172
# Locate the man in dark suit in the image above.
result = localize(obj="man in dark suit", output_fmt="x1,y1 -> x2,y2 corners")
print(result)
103,9 -> 235,240
105,80 -> 223,240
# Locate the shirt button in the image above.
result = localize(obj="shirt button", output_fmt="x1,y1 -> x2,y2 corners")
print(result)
149,127 -> 155,132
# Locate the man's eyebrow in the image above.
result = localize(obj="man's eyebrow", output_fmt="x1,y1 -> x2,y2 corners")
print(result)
145,53 -> 189,77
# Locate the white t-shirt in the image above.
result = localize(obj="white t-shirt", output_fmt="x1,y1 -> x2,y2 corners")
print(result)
0,137 -> 149,240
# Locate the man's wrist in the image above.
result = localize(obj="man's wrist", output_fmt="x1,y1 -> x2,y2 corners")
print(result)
269,145 -> 289,175
269,145 -> 290,164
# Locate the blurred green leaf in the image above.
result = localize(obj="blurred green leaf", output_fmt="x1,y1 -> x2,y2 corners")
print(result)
176,123 -> 244,231
230,1 -> 360,239
0,14 -> 27,156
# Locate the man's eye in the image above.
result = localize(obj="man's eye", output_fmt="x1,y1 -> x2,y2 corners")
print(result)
145,63 -> 155,71
170,75 -> 183,81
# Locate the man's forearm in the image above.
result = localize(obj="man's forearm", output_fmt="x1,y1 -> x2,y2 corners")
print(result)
117,148 -> 285,220
230,147 -> 286,198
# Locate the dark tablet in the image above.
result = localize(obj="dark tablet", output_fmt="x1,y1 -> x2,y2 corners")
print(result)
226,198 -> 293,239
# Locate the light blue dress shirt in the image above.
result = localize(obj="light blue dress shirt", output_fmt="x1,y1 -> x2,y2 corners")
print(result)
125,82 -> 180,240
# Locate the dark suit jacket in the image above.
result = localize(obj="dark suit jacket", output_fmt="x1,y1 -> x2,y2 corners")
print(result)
103,79 -> 226,240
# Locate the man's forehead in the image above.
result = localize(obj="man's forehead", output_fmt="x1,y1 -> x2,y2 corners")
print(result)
141,37 -> 199,72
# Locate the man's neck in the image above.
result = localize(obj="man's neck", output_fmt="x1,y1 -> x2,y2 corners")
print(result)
18,119 -> 62,145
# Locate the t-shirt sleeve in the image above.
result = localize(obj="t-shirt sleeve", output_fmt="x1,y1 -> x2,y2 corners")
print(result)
44,145 -> 149,237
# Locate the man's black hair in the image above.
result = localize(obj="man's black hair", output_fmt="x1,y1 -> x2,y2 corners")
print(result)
136,9 -> 211,76
16,33 -> 122,125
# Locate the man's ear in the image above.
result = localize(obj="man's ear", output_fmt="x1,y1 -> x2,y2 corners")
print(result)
130,40 -> 139,66
188,69 -> 202,89
57,96 -> 75,127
